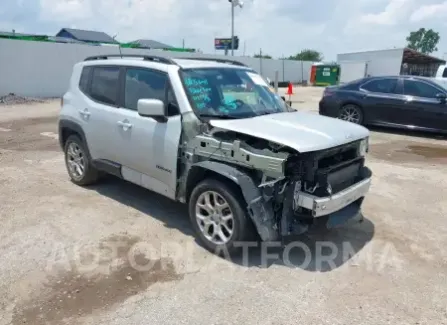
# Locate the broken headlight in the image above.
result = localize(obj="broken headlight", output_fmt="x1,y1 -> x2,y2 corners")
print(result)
358,138 -> 369,157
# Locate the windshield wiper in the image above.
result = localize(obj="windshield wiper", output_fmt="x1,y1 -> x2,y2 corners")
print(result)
256,110 -> 283,116
199,113 -> 242,119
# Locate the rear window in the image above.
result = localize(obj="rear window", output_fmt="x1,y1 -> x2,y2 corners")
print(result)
90,66 -> 120,106
443,68 -> 447,78
339,78 -> 362,90
361,78 -> 397,94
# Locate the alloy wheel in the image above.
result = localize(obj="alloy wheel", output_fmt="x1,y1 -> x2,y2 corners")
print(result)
66,142 -> 86,181
339,105 -> 361,124
195,191 -> 234,245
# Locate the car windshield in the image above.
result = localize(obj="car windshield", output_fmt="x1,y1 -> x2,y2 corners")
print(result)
180,67 -> 289,119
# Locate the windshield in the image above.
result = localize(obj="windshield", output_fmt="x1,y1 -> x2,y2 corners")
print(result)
180,67 -> 289,119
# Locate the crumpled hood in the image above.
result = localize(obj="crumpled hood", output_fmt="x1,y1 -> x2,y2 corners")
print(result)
209,111 -> 369,152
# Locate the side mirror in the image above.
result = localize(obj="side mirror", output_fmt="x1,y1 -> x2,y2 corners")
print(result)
436,93 -> 446,103
137,99 -> 167,122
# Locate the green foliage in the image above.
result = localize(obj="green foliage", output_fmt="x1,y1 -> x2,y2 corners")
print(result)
288,49 -> 323,62
406,28 -> 440,54
254,53 -> 272,59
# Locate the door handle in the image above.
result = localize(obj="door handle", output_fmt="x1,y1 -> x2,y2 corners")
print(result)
117,120 -> 132,130
79,108 -> 91,117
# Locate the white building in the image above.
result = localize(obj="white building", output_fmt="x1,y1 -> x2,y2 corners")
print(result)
337,48 -> 445,83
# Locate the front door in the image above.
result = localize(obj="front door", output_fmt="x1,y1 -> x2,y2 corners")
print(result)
114,67 -> 182,199
401,78 -> 447,131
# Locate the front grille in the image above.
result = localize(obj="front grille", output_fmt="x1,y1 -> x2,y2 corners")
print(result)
318,146 -> 358,169
286,142 -> 363,196
314,157 -> 364,196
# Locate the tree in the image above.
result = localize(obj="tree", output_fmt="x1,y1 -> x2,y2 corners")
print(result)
406,28 -> 440,54
288,49 -> 323,62
254,53 -> 272,59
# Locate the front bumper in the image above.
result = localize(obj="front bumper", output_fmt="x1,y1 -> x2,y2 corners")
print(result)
295,175 -> 372,218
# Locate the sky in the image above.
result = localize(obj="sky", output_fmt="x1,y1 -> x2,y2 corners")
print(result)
1,0 -> 447,61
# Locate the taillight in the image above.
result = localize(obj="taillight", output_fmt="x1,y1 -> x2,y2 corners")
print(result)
323,88 -> 335,97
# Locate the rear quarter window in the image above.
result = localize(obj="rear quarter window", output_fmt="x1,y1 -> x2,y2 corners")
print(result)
79,66 -> 92,94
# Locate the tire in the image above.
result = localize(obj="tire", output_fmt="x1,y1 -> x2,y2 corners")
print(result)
338,104 -> 363,125
188,178 -> 250,255
64,135 -> 99,186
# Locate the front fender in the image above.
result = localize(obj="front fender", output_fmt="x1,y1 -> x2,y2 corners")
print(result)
187,161 -> 279,241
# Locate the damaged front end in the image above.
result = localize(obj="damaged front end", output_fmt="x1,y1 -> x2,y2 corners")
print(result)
178,121 -> 372,242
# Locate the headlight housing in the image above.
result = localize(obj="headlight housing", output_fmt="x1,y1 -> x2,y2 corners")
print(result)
358,138 -> 369,157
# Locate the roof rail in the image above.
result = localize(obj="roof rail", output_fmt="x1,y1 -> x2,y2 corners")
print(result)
84,54 -> 177,65
179,57 -> 248,67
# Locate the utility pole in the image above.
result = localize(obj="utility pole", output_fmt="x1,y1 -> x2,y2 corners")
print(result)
231,3 -> 235,56
229,0 -> 243,56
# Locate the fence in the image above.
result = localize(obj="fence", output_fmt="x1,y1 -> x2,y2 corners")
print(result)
0,39 -> 313,97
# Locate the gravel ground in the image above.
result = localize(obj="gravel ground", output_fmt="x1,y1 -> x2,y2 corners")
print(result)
0,94 -> 47,106
0,90 -> 446,325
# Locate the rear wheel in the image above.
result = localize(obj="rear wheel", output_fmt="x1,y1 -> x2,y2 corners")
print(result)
64,135 -> 99,186
338,104 -> 363,124
188,179 -> 250,255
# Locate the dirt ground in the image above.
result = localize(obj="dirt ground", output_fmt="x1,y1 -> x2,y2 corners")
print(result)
1,88 -> 446,325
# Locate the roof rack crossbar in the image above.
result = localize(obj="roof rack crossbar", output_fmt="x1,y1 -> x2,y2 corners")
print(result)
179,57 -> 247,67
84,54 -> 177,65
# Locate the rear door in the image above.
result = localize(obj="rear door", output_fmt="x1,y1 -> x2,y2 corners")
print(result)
401,79 -> 447,131
79,65 -> 122,162
359,77 -> 405,124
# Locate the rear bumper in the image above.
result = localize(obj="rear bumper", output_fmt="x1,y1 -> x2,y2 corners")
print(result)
318,99 -> 339,117
295,172 -> 372,218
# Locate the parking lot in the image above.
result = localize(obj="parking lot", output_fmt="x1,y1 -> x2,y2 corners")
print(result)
1,87 -> 446,325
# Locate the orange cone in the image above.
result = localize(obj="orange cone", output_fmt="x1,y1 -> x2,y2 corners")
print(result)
286,82 -> 294,95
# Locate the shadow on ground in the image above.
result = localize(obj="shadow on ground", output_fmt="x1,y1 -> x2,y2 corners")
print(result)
229,218 -> 375,272
89,176 -> 375,272
89,176 -> 194,235
368,125 -> 447,141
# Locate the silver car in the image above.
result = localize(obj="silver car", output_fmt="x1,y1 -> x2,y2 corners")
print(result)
59,54 -> 372,254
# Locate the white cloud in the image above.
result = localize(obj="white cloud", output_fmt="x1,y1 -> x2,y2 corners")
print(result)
39,0 -> 93,22
1,0 -> 447,60
358,0 -> 413,26
410,1 -> 447,22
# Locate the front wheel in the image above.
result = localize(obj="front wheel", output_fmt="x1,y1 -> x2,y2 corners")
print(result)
338,104 -> 363,124
188,179 -> 250,255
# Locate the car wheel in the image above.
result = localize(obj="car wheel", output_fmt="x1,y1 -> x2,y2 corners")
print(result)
188,179 -> 249,255
64,135 -> 99,186
338,104 -> 363,124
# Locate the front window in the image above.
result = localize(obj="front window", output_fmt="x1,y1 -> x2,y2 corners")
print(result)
180,68 -> 289,119
403,80 -> 440,98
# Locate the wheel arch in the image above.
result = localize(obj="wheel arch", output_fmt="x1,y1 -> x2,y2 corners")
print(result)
185,161 -> 245,203
340,100 -> 363,110
58,119 -> 91,156
185,161 -> 278,242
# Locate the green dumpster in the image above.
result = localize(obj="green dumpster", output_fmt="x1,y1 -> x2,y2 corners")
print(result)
314,64 -> 340,86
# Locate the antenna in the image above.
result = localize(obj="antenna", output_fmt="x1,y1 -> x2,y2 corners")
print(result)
112,34 -> 122,58
118,45 -> 123,58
